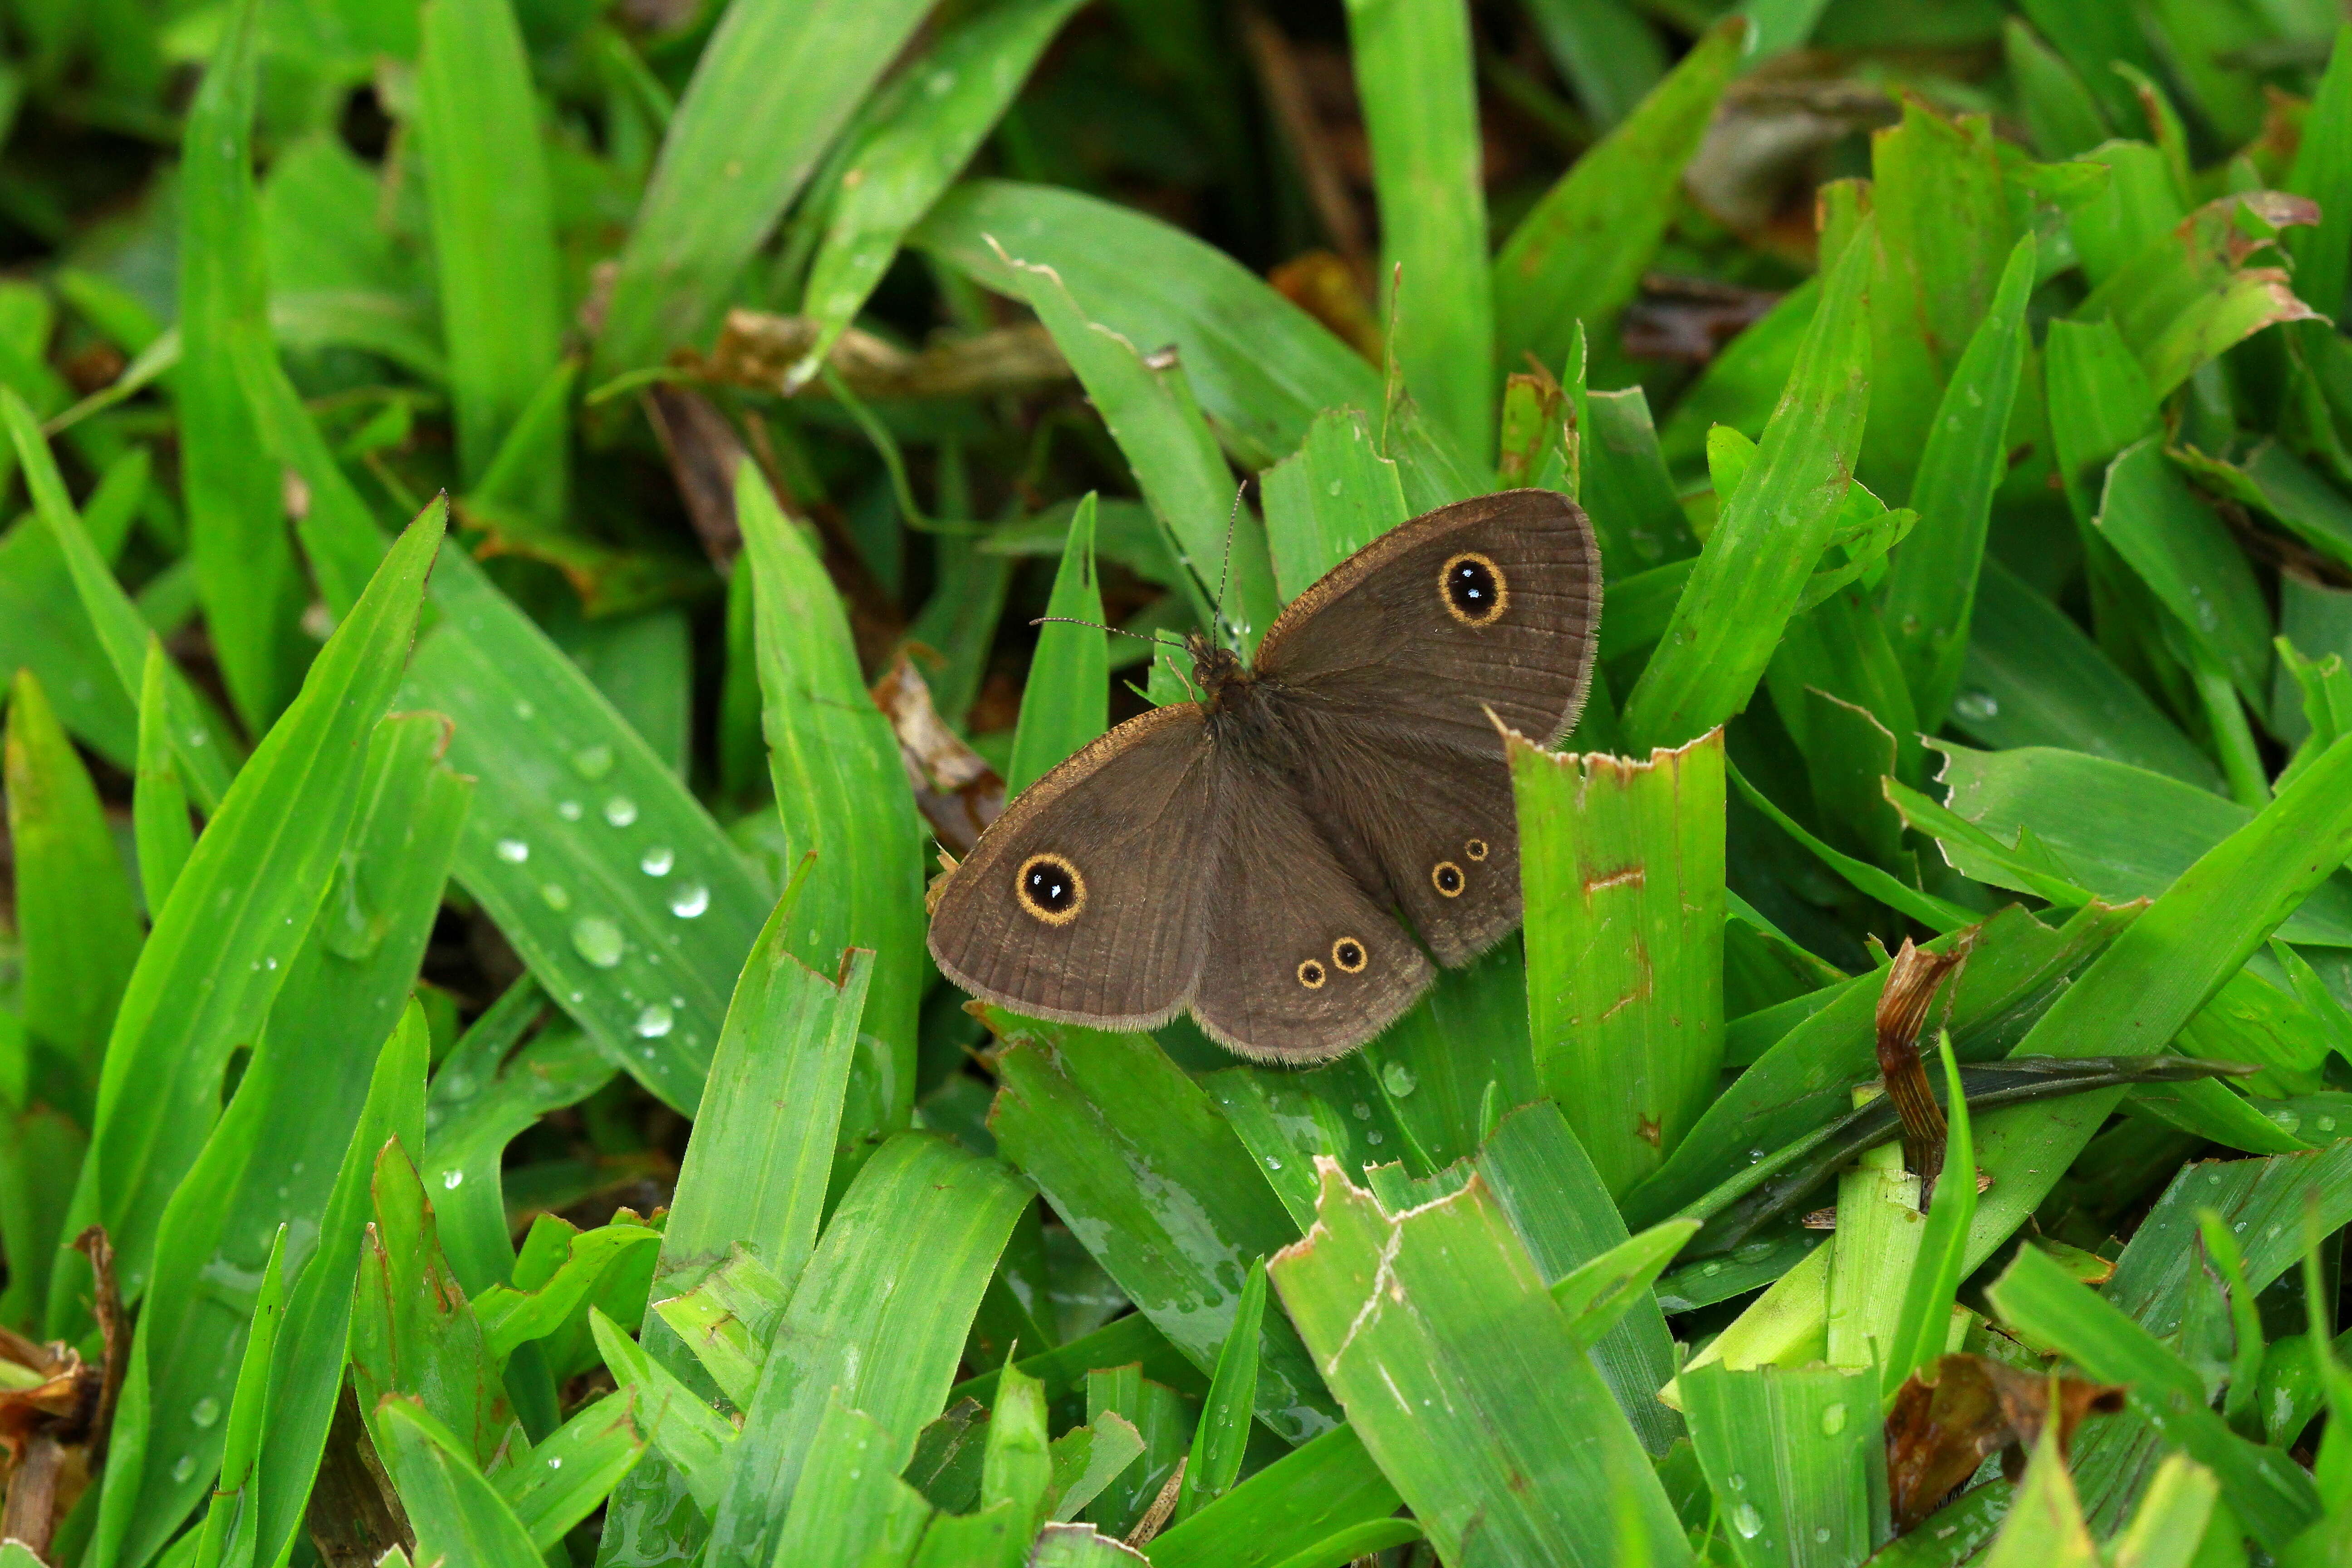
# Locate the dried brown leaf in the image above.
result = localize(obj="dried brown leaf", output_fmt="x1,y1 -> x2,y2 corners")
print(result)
1885,1353 -> 2124,1531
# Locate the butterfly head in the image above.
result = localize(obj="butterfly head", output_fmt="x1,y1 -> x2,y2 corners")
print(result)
1185,629 -> 1250,709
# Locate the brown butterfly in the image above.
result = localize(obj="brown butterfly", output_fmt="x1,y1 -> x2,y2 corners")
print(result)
926,489 -> 1601,1063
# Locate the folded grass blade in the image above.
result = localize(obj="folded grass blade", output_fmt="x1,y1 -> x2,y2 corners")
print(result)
1269,1160 -> 1691,1565
1009,493 -> 1108,797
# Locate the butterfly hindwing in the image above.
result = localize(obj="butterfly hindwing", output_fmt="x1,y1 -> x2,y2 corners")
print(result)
1186,755 -> 1434,1063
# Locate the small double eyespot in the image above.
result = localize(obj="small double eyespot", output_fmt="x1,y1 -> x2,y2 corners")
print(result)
1015,853 -> 1086,925
1303,938 -> 1369,988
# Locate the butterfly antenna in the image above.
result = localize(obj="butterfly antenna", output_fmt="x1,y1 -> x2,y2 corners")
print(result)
1031,616 -> 1188,652
1213,481 -> 1244,642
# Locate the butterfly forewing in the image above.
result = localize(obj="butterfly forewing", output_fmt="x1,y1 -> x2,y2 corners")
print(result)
1253,488 -> 1601,751
926,703 -> 1219,1029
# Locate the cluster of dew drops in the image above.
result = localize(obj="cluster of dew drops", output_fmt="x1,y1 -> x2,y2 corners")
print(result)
486,700 -> 712,1062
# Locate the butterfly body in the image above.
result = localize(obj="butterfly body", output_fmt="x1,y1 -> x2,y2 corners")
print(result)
927,489 -> 1601,1064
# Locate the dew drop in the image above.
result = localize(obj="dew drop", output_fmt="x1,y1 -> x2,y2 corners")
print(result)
443,1169 -> 465,1190
1382,1063 -> 1419,1098
1814,1527 -> 1832,1544
604,795 -> 639,828
572,744 -> 614,779
172,1455 -> 196,1484
442,1072 -> 475,1100
1951,689 -> 2000,722
573,916 -> 625,968
1701,1261 -> 1723,1276
1352,1102 -> 1372,1121
191,1396 -> 222,1428
541,883 -> 571,911
2321,1116 -> 2338,1132
513,699 -> 536,720
635,1004 -> 675,1039
495,838 -> 530,864
556,799 -> 583,821
641,846 -> 675,876
1265,1155 -> 1283,1171
549,1455 -> 564,1470
1819,1402 -> 1847,1435
670,883 -> 710,919
1367,1130 -> 1384,1145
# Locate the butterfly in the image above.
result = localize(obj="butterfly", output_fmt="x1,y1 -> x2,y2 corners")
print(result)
926,488 -> 1601,1063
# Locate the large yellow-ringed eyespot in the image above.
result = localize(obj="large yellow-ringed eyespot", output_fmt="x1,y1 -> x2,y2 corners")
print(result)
1332,937 -> 1367,973
1438,552 -> 1509,627
1297,958 -> 1328,989
1431,861 -> 1465,897
1464,837 -> 1490,862
1015,853 -> 1086,925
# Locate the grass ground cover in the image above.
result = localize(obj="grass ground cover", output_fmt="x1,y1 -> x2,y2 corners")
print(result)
4,0 -> 2352,1563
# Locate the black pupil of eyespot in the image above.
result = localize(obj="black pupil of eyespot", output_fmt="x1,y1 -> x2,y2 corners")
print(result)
1027,864 -> 1072,909
1341,944 -> 1359,961
1450,561 -> 1493,607
1440,867 -> 1460,889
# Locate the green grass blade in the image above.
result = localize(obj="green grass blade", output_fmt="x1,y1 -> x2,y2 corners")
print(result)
1958,732 -> 2352,1273
250,1004 -> 429,1568
1621,217 -> 1873,750
2107,1455 -> 2220,1568
177,0 -> 302,733
593,0 -> 933,375
590,1308 -> 735,1512
74,497 -> 443,1310
998,244 -> 1279,651
1977,1416 -> 2097,1568
1494,19 -> 1741,383
988,1019 -> 1336,1442
1584,385 -> 1698,573
1885,233 -> 2035,727
2078,194 -> 2324,401
1347,0 -> 1492,462
1523,0 -> 1664,127
2096,438 -> 2275,713
1512,728 -> 1725,1195
421,1023 -> 615,1295
495,1390 -> 648,1549
2284,26 -> 2352,324
114,715 -> 466,1567
1952,559 -> 2222,791
6,666 -> 141,1099
912,181 -> 1383,469
1009,492 -> 1108,797
0,449 -> 144,767
403,549 -> 770,1114
1477,1100 -> 1684,1454
351,1136 -> 529,1471
374,1399 -> 544,1568
132,639 -> 194,914
1269,1161 -> 1692,1565
740,465 -> 925,1128
706,1133 -> 1029,1568
415,0 -> 564,496
1680,1362 -> 1882,1565
190,1224 -> 285,1568
1623,900 -> 2121,1224
1147,1426 -> 1401,1568
1880,1036 -> 1976,1399
1927,744 -> 2352,946
1260,407 -> 1409,603
792,0 -> 1088,386
984,1361 -> 1053,1543
770,1395 -> 934,1566
2001,19 -> 2110,158
1986,1244 -> 2320,1549
1174,1255 -> 1264,1521
7,392 -> 240,807
663,932 -> 871,1303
